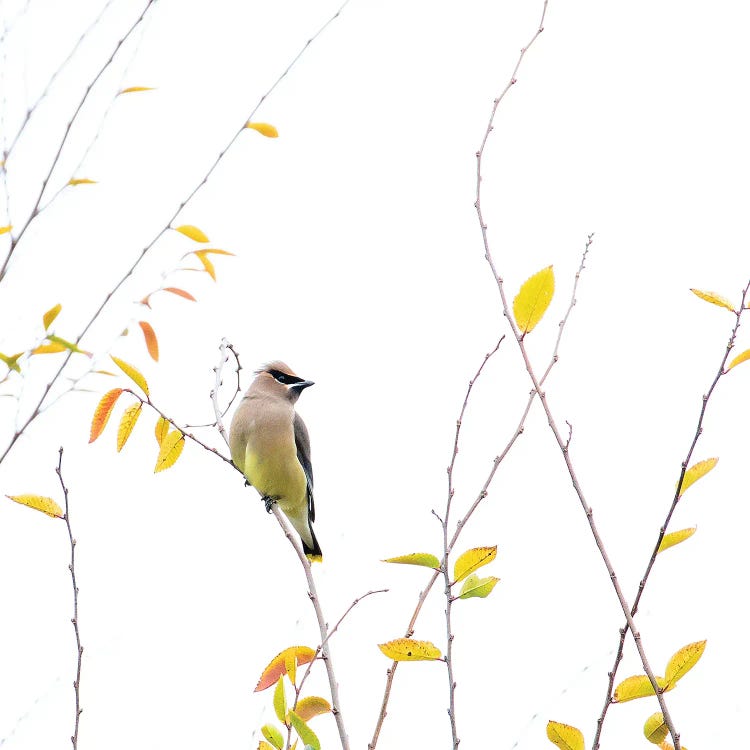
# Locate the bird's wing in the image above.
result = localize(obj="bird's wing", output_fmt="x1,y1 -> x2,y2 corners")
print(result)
293,412 -> 315,522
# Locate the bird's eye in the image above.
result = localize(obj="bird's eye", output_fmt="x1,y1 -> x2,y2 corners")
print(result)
269,369 -> 296,385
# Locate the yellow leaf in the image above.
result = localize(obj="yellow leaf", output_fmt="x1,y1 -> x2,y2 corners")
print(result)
117,403 -> 142,452
0,224 -> 11,235
255,646 -> 316,692
377,638 -> 441,661
174,224 -> 209,243
678,457 -> 718,496
295,696 -> 331,722
42,303 -> 62,329
154,416 -> 170,446
111,355 -> 150,396
163,286 -> 196,301
285,650 -> 298,685
272,677 -> 286,723
644,713 -> 668,745
246,122 -> 279,138
458,574 -> 500,599
690,288 -> 735,312
154,430 -> 184,473
727,348 -> 750,371
453,545 -> 497,583
119,86 -> 155,94
32,342 -> 67,354
90,388 -> 124,442
513,265 -> 555,334
194,250 -> 216,280
657,527 -> 696,554
261,724 -> 284,750
613,674 -> 668,703
288,711 -> 319,750
664,640 -> 706,687
138,321 -> 159,362
0,351 -> 22,372
68,178 -> 97,186
258,743 -> 275,750
546,720 -> 584,750
382,552 -> 440,569
6,494 -> 63,518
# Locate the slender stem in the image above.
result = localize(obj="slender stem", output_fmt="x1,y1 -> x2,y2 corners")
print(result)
55,447 -> 83,750
592,280 -> 750,749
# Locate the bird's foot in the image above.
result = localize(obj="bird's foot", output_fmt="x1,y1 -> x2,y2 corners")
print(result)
262,495 -> 276,513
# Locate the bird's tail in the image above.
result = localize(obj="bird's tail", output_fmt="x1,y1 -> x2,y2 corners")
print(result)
302,523 -> 323,563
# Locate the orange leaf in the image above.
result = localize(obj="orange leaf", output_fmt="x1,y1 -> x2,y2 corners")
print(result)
138,321 -> 159,362
163,287 -> 196,301
255,646 -> 316,692
90,388 -> 124,443
295,696 -> 331,722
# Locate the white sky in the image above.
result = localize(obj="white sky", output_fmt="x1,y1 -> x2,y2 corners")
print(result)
1,1 -> 749,749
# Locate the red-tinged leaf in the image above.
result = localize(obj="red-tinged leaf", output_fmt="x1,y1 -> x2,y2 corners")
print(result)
0,224 -> 12,235
194,251 -> 216,280
453,545 -> 497,583
117,403 -> 142,452
295,696 -> 331,722
0,351 -> 22,372
68,178 -> 97,186
138,321 -> 159,362
727,348 -> 750,371
288,712 -> 319,750
90,388 -> 124,442
382,552 -> 441,569
664,640 -> 706,687
163,286 -> 196,301
245,122 -> 279,138
644,713 -> 668,744
513,266 -> 555,334
378,638 -> 441,661
174,224 -> 209,243
546,721 -> 584,750
140,293 -> 152,308
6,494 -> 63,518
690,288 -> 735,312
154,416 -> 170,446
255,647 -> 316,692
42,303 -> 62,329
119,86 -> 155,94
154,430 -> 184,473
678,457 -> 718,496
657,527 -> 696,554
32,342 -> 67,354
111,355 -> 149,396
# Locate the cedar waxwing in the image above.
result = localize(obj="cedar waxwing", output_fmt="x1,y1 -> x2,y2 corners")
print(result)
229,361 -> 322,562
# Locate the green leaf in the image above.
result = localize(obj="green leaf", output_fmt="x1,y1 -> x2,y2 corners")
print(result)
261,724 -> 284,750
458,574 -> 500,599
289,711 -> 320,750
273,676 -> 287,723
382,552 -> 440,569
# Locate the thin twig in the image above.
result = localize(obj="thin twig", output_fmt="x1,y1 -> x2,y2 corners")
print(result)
269,505 -> 351,750
0,0 -> 155,283
592,280 -> 750,749
55,447 -> 83,750
0,0 -> 352,470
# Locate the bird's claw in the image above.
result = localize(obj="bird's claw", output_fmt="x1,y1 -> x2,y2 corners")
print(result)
262,495 -> 275,513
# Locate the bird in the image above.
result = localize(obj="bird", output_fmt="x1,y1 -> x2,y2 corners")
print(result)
229,361 -> 322,562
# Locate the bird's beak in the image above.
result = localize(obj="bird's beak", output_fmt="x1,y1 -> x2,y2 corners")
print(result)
291,379 -> 314,392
